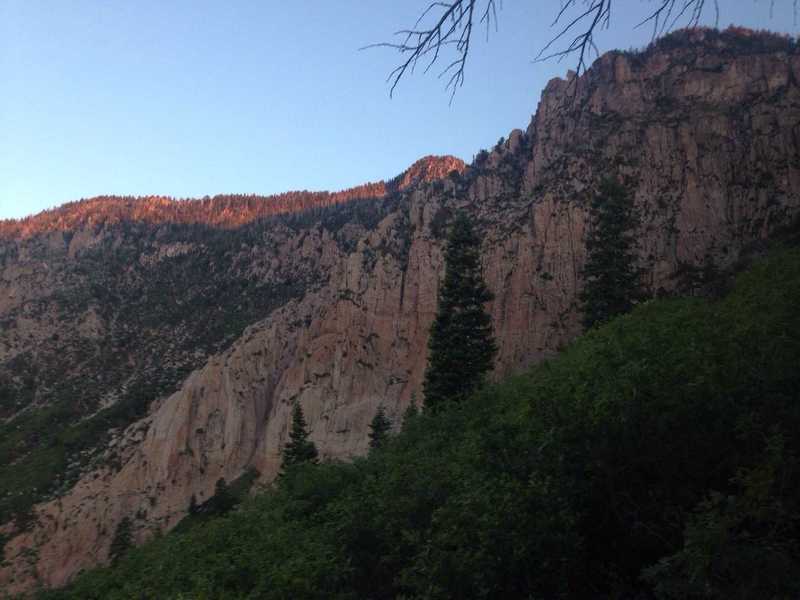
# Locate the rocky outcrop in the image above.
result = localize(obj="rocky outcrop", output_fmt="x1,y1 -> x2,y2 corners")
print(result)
2,28 -> 800,593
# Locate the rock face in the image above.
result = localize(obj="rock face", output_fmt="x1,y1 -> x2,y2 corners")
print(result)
2,28 -> 800,593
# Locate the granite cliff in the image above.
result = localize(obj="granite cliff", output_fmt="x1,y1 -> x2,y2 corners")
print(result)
2,28 -> 800,593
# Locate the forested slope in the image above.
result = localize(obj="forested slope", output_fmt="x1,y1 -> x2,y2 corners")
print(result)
36,241 -> 800,600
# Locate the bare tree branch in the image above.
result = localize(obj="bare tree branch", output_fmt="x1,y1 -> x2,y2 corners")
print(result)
368,1 -> 796,100
362,0 -> 499,103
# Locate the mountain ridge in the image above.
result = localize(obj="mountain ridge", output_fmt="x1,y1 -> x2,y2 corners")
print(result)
1,26 -> 800,593
0,155 -> 466,239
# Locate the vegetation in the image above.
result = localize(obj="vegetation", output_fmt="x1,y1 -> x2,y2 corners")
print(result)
0,185 -> 388,239
644,25 -> 799,57
367,406 -> 392,450
423,212 -> 497,410
281,403 -> 319,473
0,189 -> 402,525
108,518 -> 133,565
580,178 -> 643,329
0,381 -> 164,526
34,239 -> 800,600
172,468 -> 260,534
401,395 -> 419,428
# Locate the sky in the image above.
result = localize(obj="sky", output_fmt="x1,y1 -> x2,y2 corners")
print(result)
1,1 -> 798,220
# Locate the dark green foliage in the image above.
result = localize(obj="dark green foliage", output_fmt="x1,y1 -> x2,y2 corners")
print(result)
580,178 -> 643,329
401,395 -> 419,428
229,466 -> 260,497
642,434 -> 800,599
108,517 -> 133,564
208,478 -> 235,516
0,380 -> 171,524
429,205 -> 452,239
423,212 -> 497,410
367,406 -> 392,450
35,247 -> 800,599
281,403 -> 319,472
173,468 -> 260,534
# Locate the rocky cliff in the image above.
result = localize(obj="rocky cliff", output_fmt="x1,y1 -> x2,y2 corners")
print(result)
2,27 -> 800,593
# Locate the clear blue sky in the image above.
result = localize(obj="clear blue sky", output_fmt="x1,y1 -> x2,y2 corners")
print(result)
1,1 -> 796,220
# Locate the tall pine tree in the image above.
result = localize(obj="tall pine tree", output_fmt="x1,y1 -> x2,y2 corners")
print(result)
402,394 -> 419,429
368,405 -> 392,450
423,212 -> 497,411
281,402 -> 318,473
580,179 -> 642,329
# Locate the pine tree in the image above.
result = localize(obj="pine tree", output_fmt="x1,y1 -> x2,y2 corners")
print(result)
580,178 -> 643,329
281,402 -> 319,472
109,516 -> 133,564
368,405 -> 392,450
402,394 -> 419,429
423,212 -> 497,411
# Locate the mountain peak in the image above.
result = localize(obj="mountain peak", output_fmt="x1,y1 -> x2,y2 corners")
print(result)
394,155 -> 466,190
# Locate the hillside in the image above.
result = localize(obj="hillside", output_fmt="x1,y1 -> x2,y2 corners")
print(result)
0,156 -> 465,239
37,241 -> 800,599
1,27 -> 800,593
0,156 -> 464,528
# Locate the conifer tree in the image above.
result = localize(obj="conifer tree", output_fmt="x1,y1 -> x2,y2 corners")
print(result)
423,212 -> 497,411
580,178 -> 643,329
281,402 -> 319,472
402,394 -> 419,429
368,405 -> 392,450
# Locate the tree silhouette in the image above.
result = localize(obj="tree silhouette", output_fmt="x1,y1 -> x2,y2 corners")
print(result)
580,179 -> 642,329
423,212 -> 496,410
402,394 -> 420,429
368,405 -> 392,450
281,402 -> 319,472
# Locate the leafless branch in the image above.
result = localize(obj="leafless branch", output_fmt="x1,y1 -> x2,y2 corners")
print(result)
362,0 -> 499,103
369,1 -> 796,100
635,1 -> 716,39
534,1 -> 612,78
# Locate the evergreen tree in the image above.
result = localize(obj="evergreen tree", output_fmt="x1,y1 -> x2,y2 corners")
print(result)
423,212 -> 497,410
402,394 -> 419,428
580,178 -> 642,329
281,402 -> 319,472
368,405 -> 392,450
109,516 -> 133,564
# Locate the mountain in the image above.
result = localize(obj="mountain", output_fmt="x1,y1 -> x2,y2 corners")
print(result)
36,241 -> 800,600
0,155 -> 465,239
2,27 -> 800,593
